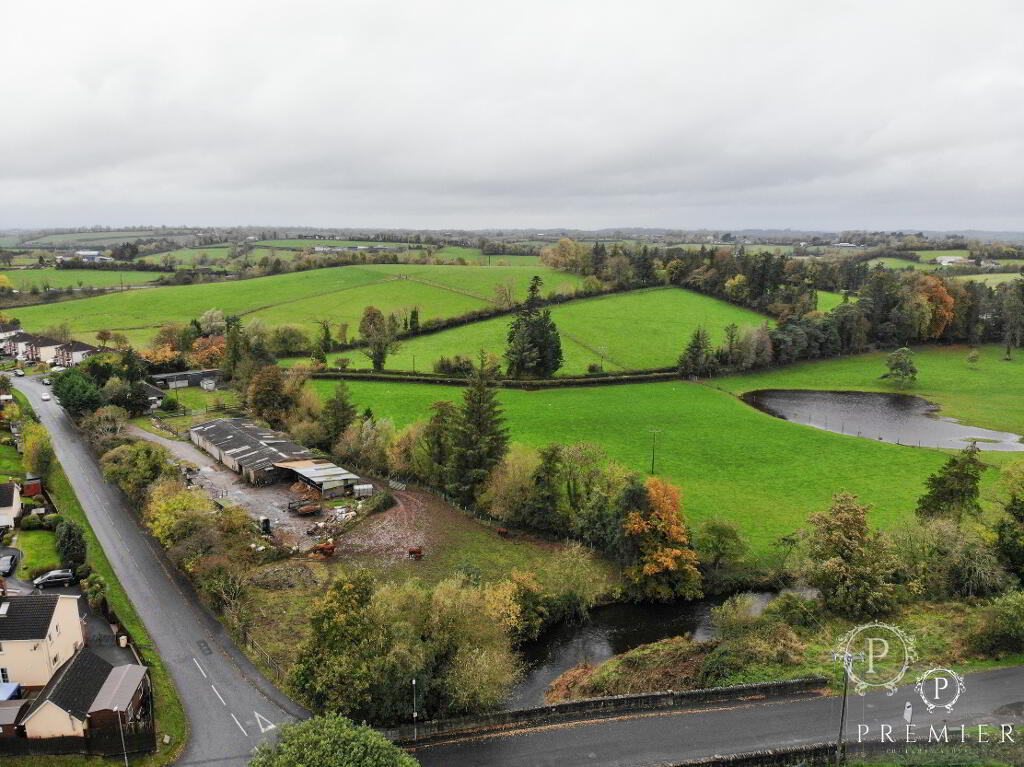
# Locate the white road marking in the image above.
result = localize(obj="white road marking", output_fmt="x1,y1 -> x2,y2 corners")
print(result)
211,684 -> 226,705
254,711 -> 277,733
231,712 -> 249,736
193,658 -> 207,678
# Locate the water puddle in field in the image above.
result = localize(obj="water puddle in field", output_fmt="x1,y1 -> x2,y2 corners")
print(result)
742,389 -> 1024,451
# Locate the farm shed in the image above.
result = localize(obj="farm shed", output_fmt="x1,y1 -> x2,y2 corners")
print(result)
189,418 -> 311,485
148,368 -> 220,390
273,459 -> 359,499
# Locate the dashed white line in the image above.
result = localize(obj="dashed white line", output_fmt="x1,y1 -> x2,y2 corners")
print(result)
231,713 -> 249,736
193,658 -> 207,678
211,684 -> 226,705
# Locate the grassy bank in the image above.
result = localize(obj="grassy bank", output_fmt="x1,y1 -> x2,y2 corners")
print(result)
548,600 -> 1024,702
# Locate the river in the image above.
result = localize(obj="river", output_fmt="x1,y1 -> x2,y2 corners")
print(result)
507,592 -> 791,709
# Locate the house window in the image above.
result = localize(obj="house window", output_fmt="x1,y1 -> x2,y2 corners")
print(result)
0,641 -> 4,654
55,624 -> 60,636
0,668 -> 8,683
52,653 -> 59,666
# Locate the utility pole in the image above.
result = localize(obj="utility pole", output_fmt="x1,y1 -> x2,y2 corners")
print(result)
412,678 -> 417,740
649,429 -> 661,474
831,649 -> 864,766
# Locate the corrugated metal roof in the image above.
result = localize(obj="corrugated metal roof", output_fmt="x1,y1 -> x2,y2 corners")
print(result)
273,460 -> 358,485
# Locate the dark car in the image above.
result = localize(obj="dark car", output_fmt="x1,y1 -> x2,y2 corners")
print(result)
33,569 -> 75,589
0,554 -> 15,577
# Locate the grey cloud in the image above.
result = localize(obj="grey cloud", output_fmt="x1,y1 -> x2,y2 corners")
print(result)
2,0 -> 1023,230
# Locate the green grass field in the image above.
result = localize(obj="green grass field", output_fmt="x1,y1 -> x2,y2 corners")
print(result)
0,443 -> 23,482
7,263 -> 579,347
866,257 -> 940,271
15,529 -> 59,579
309,344 -> 1022,555
254,239 -> 412,249
911,249 -> 971,261
312,380 -> 957,555
0,268 -> 160,290
955,273 -> 1024,287
332,287 -> 770,374
815,290 -> 850,312
22,230 -> 162,247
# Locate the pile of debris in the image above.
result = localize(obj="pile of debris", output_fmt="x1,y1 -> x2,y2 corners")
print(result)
287,482 -> 323,516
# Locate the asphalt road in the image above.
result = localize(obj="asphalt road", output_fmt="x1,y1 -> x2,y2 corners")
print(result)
14,376 -> 307,767
413,665 -> 1024,767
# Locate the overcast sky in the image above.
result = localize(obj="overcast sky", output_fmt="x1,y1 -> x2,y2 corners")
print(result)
2,1 -> 1023,231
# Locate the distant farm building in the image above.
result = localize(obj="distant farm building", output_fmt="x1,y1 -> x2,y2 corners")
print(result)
56,251 -> 114,264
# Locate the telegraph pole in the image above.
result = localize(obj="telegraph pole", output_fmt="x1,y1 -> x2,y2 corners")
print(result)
412,678 -> 417,740
832,649 -> 865,766
649,429 -> 661,474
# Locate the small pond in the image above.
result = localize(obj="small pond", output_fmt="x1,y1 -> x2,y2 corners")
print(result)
506,591 -> 793,709
743,389 -> 1024,451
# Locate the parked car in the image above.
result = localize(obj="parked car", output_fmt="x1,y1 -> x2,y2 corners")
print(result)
41,378 -> 51,385
40,393 -> 51,401
13,369 -> 24,377
33,569 -> 75,589
0,555 -> 16,577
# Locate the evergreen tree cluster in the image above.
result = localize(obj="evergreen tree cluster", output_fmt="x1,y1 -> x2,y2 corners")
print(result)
505,276 -> 563,378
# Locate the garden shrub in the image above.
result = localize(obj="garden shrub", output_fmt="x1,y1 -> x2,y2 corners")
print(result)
364,492 -> 395,515
19,514 -> 42,531
698,618 -> 804,687
969,591 -> 1024,656
762,591 -> 823,630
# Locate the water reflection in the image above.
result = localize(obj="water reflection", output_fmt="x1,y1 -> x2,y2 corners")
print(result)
743,389 -> 1024,451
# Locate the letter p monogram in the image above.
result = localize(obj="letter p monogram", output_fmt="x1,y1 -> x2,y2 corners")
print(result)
866,637 -> 889,674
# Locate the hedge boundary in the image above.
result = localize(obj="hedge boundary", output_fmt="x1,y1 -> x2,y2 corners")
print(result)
311,368 -> 680,389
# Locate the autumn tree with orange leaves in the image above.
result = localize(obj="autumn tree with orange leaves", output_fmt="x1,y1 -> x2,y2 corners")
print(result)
189,335 -> 227,368
619,477 -> 702,602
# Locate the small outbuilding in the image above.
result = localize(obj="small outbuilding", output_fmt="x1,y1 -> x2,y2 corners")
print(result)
149,369 -> 220,390
274,459 -> 359,499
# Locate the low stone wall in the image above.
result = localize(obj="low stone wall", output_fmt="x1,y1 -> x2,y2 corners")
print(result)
384,676 -> 827,745
668,738 -> 945,767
